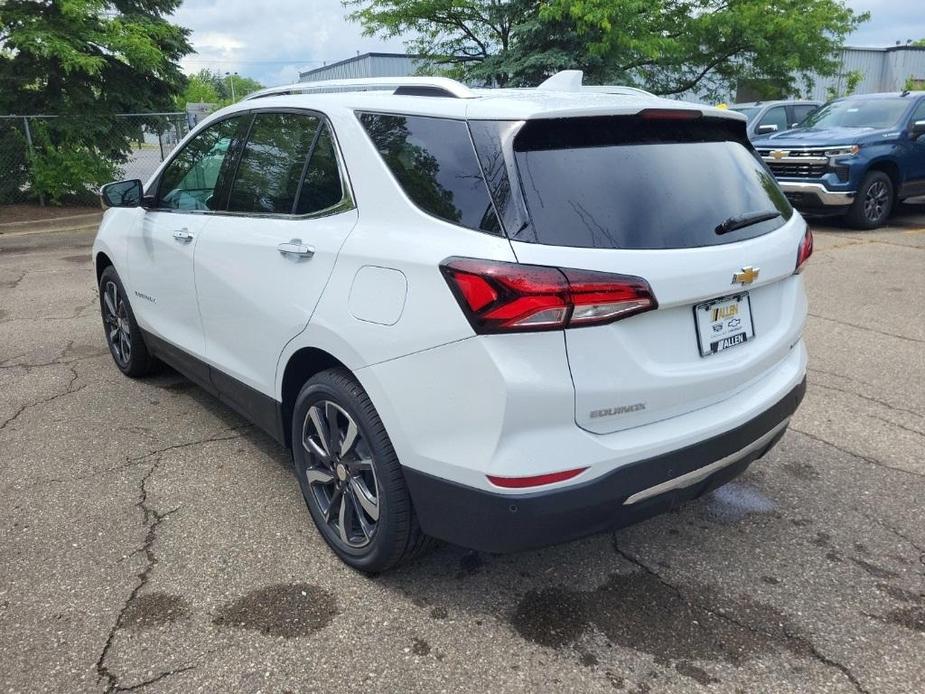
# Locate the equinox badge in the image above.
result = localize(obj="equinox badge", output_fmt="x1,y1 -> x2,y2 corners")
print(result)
732,266 -> 760,285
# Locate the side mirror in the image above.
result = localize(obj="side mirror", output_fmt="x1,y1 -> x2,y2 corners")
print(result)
912,120 -> 925,139
100,179 -> 143,208
756,124 -> 779,135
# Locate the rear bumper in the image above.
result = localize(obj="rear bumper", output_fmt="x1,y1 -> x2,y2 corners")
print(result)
403,377 -> 805,553
779,181 -> 855,208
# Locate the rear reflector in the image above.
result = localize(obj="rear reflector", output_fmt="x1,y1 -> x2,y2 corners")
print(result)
795,227 -> 813,273
440,258 -> 657,334
487,467 -> 588,489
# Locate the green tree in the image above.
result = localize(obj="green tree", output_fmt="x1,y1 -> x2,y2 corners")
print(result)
176,69 -> 263,110
177,70 -> 222,108
347,0 -> 867,99
0,0 -> 192,203
826,69 -> 863,100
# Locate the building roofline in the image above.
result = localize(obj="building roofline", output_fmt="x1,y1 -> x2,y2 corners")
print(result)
299,52 -> 425,78
841,44 -> 925,53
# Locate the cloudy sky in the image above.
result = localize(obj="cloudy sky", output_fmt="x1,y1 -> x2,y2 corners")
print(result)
171,0 -> 925,87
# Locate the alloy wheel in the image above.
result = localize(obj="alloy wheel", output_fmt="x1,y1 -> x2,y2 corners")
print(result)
302,400 -> 380,549
863,180 -> 889,223
102,280 -> 131,366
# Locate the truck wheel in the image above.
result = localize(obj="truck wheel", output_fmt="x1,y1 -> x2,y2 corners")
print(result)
846,171 -> 893,230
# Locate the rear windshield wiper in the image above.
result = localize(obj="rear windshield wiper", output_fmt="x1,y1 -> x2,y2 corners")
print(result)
715,210 -> 782,235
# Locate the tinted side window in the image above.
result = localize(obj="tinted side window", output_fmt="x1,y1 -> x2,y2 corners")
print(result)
158,117 -> 242,211
295,124 -> 344,214
909,99 -> 925,125
228,113 -> 320,214
792,105 -> 818,125
358,113 -> 500,234
758,106 -> 788,132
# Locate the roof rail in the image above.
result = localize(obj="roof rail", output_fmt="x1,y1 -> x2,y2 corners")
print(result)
243,76 -> 477,101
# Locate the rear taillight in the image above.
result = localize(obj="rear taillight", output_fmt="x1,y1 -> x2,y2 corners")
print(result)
795,227 -> 813,273
440,258 -> 657,334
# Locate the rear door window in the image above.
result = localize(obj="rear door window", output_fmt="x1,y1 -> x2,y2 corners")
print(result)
500,115 -> 792,249
227,112 -> 320,214
295,124 -> 345,214
358,113 -> 500,234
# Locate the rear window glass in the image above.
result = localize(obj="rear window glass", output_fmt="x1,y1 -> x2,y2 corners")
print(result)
358,113 -> 500,234
507,116 -> 792,249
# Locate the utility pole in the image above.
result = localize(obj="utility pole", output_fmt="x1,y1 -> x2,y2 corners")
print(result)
225,71 -> 238,101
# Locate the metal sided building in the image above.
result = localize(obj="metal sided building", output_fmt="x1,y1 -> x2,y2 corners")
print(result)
807,45 -> 925,100
299,53 -> 422,83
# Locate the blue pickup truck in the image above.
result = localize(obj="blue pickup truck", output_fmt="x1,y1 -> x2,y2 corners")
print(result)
754,92 -> 925,229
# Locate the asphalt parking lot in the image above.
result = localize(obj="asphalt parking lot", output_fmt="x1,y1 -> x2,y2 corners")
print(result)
1,206 -> 923,694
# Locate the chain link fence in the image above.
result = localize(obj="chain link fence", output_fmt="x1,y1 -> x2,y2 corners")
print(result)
0,113 -> 190,209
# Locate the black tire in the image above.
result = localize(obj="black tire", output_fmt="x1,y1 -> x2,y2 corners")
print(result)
292,368 -> 433,573
98,266 -> 157,377
846,171 -> 894,229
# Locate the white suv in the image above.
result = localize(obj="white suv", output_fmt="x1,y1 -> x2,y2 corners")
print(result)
93,73 -> 810,572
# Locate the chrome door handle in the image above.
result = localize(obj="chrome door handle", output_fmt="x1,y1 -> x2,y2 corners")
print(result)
277,239 -> 314,258
172,229 -> 194,243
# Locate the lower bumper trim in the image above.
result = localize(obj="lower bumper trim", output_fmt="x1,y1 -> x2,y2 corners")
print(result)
403,378 -> 806,553
779,181 -> 855,206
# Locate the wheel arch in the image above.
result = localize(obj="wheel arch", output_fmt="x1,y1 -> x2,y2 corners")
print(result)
95,251 -> 114,284
865,159 -> 902,198
279,346 -> 350,448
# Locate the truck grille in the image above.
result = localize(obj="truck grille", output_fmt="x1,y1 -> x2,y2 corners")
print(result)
758,148 -> 829,179
767,161 -> 827,178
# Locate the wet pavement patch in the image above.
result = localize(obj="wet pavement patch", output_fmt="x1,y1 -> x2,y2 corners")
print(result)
511,571 -> 808,678
213,584 -> 336,638
62,255 -> 90,264
702,483 -> 776,524
674,661 -> 719,685
122,592 -> 190,629
884,605 -> 925,633
782,461 -> 819,481
850,557 -> 899,580
430,606 -> 449,620
457,551 -> 483,579
875,583 -> 922,603
412,637 -> 431,656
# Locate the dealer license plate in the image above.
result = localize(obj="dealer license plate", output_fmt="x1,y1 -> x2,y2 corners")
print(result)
693,293 -> 755,357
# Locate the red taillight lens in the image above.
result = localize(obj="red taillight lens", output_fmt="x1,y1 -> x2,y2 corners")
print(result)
487,467 -> 588,489
638,108 -> 702,120
795,227 -> 813,273
440,258 -> 657,334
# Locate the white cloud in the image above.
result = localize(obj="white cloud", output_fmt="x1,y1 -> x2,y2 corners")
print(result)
172,0 -> 405,86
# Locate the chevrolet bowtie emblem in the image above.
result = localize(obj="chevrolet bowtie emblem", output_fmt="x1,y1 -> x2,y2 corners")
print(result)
770,149 -> 787,160
732,266 -> 760,285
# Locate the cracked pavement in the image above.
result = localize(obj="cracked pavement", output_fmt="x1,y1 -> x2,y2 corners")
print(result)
1,210 -> 923,693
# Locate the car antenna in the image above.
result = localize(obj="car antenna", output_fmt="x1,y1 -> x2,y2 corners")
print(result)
900,89 -> 910,97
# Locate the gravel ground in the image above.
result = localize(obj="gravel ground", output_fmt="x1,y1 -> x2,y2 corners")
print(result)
0,208 -> 923,693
